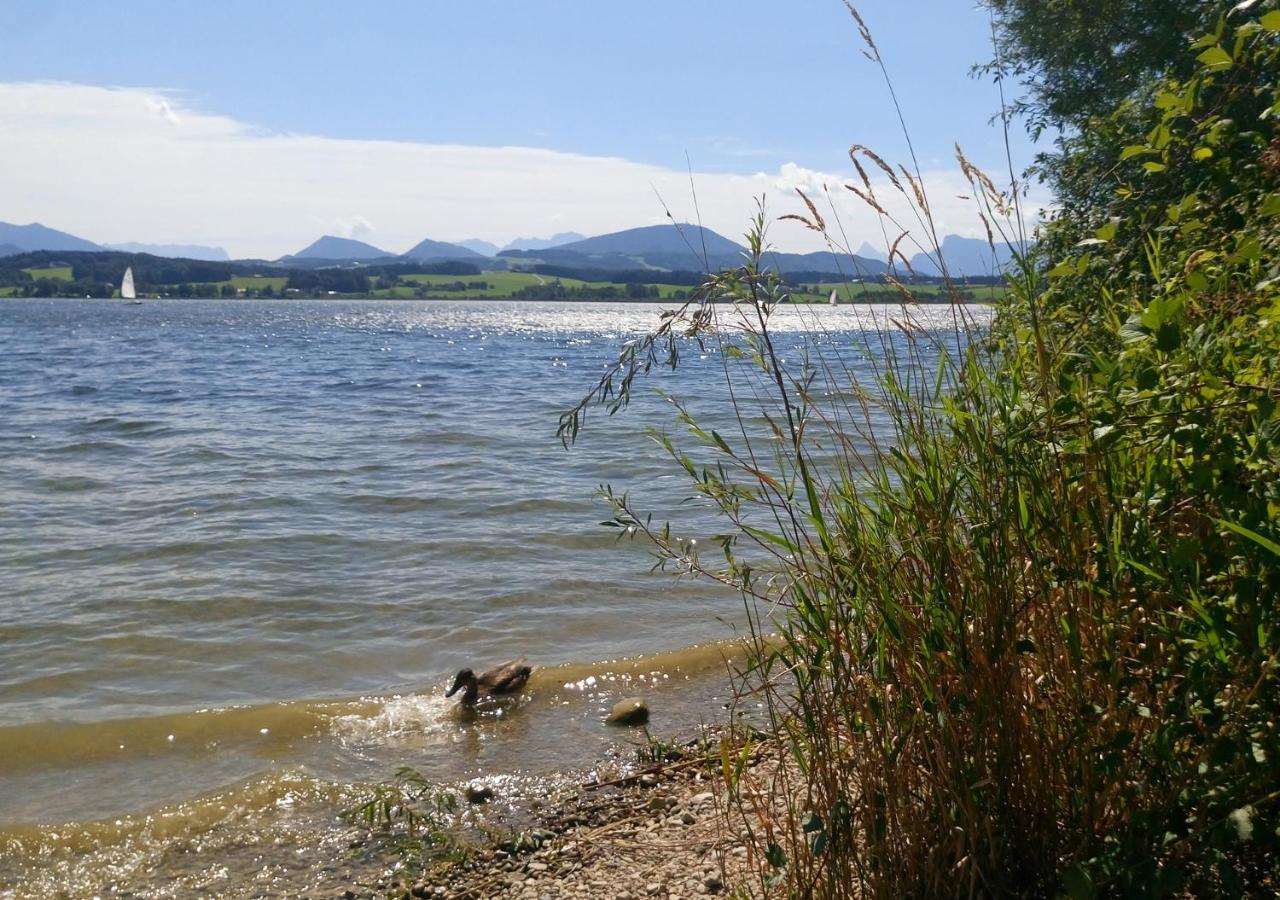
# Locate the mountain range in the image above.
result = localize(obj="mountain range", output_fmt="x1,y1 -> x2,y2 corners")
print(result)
498,224 -> 894,279
446,233 -> 588,257
106,242 -> 230,261
0,222 -> 100,254
906,235 -> 1017,278
0,219 -> 1015,278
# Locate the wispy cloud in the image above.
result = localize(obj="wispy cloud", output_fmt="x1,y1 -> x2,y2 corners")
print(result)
0,82 -> 1044,259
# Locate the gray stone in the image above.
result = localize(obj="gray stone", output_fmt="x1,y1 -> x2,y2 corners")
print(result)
606,697 -> 650,726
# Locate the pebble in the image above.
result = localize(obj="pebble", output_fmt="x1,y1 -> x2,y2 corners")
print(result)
606,697 -> 651,726
392,733 -> 786,900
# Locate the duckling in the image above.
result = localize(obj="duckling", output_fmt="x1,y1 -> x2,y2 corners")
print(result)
445,657 -> 532,706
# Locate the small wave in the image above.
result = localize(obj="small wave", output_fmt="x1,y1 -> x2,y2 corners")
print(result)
157,447 -> 239,464
46,439 -> 128,455
338,494 -> 446,514
78,416 -> 164,435
35,475 -> 105,493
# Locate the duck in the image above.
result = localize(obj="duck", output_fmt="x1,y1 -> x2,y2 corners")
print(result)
445,657 -> 532,706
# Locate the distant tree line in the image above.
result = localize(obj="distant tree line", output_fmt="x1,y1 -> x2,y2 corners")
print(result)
512,280 -> 663,301
526,264 -> 708,286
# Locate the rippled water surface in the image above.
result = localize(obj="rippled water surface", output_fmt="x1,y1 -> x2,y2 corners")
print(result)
0,298 -> 987,895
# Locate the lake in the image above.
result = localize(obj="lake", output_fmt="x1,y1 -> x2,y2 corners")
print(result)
0,298 -> 987,895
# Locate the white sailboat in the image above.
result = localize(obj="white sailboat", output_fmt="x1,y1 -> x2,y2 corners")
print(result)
121,267 -> 141,305
828,289 -> 838,306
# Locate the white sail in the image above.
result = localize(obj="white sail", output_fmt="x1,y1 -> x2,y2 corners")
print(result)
828,289 -> 838,306
121,267 -> 136,300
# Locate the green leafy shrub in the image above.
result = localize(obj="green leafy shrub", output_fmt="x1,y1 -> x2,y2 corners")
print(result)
563,6 -> 1278,897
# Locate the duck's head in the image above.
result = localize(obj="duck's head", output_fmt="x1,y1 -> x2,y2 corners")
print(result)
445,668 -> 476,698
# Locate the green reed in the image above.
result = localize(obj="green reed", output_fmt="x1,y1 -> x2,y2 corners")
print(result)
560,6 -> 1279,896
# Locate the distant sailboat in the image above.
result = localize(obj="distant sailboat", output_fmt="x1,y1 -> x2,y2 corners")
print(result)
828,289 -> 838,306
121,267 -> 141,305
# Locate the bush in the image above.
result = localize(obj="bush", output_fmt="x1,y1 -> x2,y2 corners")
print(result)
563,6 -> 1279,897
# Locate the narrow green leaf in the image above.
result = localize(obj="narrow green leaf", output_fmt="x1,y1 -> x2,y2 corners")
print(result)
1218,519 -> 1280,556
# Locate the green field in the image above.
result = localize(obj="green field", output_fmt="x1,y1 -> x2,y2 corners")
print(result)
20,265 -> 1004,302
371,272 -> 696,300
230,275 -> 288,291
792,281 -> 1007,303
400,271 -> 552,291
23,266 -> 73,281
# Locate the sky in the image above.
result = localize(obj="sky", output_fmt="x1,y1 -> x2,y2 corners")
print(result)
0,0 -> 1045,259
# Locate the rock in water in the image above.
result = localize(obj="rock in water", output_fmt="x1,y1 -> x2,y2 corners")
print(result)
606,697 -> 650,726
464,783 -> 494,804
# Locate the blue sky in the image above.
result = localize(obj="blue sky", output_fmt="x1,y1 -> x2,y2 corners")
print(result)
0,1 -> 1042,257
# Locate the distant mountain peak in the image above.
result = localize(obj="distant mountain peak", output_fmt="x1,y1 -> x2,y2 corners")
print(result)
283,235 -> 392,261
106,241 -> 230,261
0,221 -> 100,253
854,241 -> 889,263
455,239 -> 500,257
554,224 -> 743,258
400,237 -> 486,262
908,234 -> 1015,278
501,231 -> 586,252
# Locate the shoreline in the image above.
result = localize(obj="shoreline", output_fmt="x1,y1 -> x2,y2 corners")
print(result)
339,728 -> 784,900
0,643 -> 769,898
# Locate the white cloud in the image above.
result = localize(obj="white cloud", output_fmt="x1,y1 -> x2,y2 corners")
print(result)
0,82 -> 1045,260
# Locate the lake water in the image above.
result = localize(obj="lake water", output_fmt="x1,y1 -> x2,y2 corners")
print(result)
0,298 -> 987,896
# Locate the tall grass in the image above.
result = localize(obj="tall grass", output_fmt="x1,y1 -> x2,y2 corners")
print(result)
561,5 -> 1278,897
